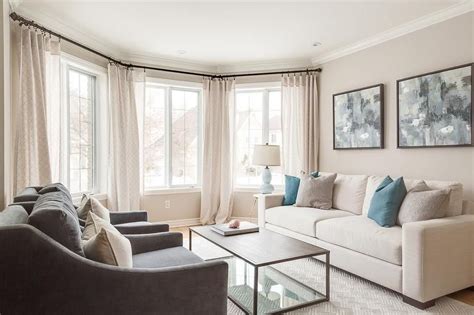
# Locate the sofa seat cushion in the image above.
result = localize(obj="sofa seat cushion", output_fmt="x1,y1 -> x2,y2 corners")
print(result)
133,247 -> 203,268
316,216 -> 402,265
265,206 -> 354,237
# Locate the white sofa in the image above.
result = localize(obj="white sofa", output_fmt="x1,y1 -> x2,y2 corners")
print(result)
256,173 -> 474,309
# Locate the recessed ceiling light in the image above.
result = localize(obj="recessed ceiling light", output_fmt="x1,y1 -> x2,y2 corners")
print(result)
312,42 -> 322,47
177,50 -> 186,55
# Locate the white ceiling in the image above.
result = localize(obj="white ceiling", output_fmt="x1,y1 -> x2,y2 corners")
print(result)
14,0 -> 471,72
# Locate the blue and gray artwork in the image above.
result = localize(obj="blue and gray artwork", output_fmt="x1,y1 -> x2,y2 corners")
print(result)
398,66 -> 472,147
334,85 -> 383,149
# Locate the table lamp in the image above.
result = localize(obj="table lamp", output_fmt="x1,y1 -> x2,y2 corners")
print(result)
252,144 -> 281,194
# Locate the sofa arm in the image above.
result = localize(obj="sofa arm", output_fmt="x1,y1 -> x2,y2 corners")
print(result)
109,211 -> 148,224
115,222 -> 169,235
0,225 -> 228,315
125,232 -> 183,255
402,215 -> 474,303
255,193 -> 284,227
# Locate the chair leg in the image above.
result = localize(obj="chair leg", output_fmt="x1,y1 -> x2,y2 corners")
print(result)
402,296 -> 435,309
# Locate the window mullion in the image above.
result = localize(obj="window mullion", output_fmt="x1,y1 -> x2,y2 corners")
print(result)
166,87 -> 172,188
263,89 -> 269,144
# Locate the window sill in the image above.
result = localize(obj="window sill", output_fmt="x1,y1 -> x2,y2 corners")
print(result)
234,187 -> 284,193
144,187 -> 201,195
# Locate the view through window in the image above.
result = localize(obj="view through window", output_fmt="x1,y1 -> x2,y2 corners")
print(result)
67,68 -> 96,194
234,87 -> 282,187
143,83 -> 201,189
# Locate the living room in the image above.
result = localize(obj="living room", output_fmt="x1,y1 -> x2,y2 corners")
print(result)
0,0 -> 473,314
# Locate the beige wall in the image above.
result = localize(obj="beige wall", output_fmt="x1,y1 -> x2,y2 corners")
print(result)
319,12 -> 474,200
231,12 -> 474,219
142,192 -> 201,222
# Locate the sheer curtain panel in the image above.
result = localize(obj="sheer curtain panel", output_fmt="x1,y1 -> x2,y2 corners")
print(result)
200,78 -> 235,224
107,64 -> 143,211
281,73 -> 319,176
13,25 -> 60,193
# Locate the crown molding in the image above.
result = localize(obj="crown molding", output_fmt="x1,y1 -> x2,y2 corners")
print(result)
13,5 -> 219,73
311,0 -> 474,66
216,58 -> 312,74
13,1 -> 473,74
122,52 -> 217,73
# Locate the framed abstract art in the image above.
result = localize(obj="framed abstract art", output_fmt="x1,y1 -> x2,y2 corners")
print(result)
333,84 -> 384,150
397,63 -> 473,148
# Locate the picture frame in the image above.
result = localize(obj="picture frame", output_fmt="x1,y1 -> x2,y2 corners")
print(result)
397,63 -> 473,148
333,84 -> 384,150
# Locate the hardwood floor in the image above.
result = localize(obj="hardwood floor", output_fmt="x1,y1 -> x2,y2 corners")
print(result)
171,226 -> 474,307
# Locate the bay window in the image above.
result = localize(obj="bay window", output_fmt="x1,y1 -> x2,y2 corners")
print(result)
234,85 -> 282,187
57,56 -> 107,196
143,81 -> 202,190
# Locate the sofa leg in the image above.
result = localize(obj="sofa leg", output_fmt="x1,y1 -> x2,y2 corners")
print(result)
402,296 -> 435,309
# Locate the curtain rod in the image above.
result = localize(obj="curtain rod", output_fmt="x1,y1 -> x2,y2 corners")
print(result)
10,12 -> 322,79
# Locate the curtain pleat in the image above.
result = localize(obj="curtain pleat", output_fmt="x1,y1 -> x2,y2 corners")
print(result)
107,64 -> 142,211
13,26 -> 55,193
281,73 -> 319,176
200,78 -> 235,224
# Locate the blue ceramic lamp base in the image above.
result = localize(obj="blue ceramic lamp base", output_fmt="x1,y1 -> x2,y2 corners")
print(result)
260,166 -> 274,194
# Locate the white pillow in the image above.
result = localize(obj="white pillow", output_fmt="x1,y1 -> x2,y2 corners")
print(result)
83,227 -> 132,268
82,212 -> 119,241
77,195 -> 110,222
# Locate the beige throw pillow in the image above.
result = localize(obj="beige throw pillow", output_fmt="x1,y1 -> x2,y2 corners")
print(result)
397,181 -> 449,226
82,212 -> 119,241
295,173 -> 337,209
77,195 -> 110,222
83,227 -> 133,268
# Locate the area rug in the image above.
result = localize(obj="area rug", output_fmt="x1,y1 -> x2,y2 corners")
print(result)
187,236 -> 474,314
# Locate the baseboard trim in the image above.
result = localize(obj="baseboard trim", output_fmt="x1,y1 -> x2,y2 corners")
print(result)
402,296 -> 435,309
160,216 -> 257,227
159,216 -> 257,228
160,218 -> 201,228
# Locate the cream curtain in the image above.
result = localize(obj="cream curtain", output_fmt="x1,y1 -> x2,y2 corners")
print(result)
107,64 -> 143,211
200,78 -> 235,224
45,41 -> 63,183
281,73 -> 319,176
13,25 -> 60,193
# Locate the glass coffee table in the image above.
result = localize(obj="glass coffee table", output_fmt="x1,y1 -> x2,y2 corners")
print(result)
190,226 -> 330,315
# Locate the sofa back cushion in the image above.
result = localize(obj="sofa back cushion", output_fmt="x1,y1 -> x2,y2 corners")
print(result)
38,183 -> 73,200
332,174 -> 368,214
13,187 -> 41,203
28,192 -> 84,256
363,176 -> 463,217
0,205 -> 29,225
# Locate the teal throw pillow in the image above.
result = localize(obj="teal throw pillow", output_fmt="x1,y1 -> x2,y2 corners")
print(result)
368,176 -> 407,227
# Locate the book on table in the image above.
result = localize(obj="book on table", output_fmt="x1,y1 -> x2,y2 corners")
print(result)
210,221 -> 259,236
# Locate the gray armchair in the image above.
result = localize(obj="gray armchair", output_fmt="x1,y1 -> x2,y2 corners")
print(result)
11,184 -> 169,234
0,217 -> 228,314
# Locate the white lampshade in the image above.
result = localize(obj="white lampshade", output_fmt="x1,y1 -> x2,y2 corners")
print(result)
252,144 -> 281,166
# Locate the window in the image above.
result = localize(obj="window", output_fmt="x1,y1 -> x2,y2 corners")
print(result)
67,68 -> 96,194
143,82 -> 201,190
54,55 -> 107,197
234,86 -> 282,187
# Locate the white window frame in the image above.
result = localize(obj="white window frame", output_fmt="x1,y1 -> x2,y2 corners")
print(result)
143,77 -> 203,194
60,53 -> 108,198
233,82 -> 283,190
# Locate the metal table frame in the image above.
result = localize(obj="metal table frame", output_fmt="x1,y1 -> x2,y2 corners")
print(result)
189,228 -> 330,315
